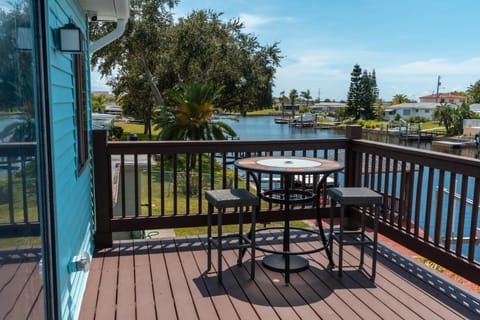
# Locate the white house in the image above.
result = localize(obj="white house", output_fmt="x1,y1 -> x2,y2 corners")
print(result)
311,102 -> 347,114
469,103 -> 480,115
384,102 -> 440,121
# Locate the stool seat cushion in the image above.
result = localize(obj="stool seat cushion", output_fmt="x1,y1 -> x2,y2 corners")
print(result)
328,187 -> 382,205
205,189 -> 259,208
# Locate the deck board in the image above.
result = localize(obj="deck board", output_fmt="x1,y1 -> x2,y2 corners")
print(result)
148,241 -> 179,320
80,230 -> 480,320
175,238 -> 222,320
79,249 -> 104,319
134,241 -> 157,320
116,241 -> 136,320
95,243 -> 121,320
162,239 -> 200,320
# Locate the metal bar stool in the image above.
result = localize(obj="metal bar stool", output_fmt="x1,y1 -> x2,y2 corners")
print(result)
328,187 -> 382,281
206,189 -> 259,283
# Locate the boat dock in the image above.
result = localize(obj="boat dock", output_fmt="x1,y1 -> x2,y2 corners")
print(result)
432,140 -> 476,149
400,131 -> 434,141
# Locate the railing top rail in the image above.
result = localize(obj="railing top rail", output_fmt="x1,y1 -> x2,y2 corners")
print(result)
105,138 -> 350,154
0,142 -> 36,156
351,139 -> 480,177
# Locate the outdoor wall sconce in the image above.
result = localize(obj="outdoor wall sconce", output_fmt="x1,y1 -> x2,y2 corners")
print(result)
54,22 -> 83,53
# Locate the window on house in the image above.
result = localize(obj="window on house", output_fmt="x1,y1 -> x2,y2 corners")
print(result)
403,109 -> 411,116
74,53 -> 88,175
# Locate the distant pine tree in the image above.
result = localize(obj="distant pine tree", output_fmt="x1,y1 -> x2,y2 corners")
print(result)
347,64 -> 379,120
371,69 -> 379,101
347,64 -> 363,119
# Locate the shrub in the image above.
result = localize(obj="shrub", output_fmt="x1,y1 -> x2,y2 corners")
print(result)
363,120 -> 377,128
109,126 -> 124,140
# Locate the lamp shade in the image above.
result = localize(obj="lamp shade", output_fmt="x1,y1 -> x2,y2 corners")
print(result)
58,23 -> 83,53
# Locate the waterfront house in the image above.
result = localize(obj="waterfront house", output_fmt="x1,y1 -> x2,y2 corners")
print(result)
311,102 -> 347,114
419,93 -> 467,104
384,102 -> 440,121
1,1 -> 480,320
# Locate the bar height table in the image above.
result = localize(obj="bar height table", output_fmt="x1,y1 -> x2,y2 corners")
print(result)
234,156 -> 344,284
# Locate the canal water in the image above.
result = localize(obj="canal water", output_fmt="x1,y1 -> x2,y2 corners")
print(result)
225,115 -> 478,158
225,116 -> 479,261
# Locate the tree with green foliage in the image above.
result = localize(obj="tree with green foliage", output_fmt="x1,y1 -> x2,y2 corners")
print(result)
346,64 -> 379,120
278,91 -> 288,102
154,81 -> 236,141
433,102 -> 478,135
433,103 -> 455,134
467,80 -> 480,104
450,90 -> 467,98
90,1 -> 281,133
90,0 -> 177,137
374,102 -> 385,120
359,70 -> 375,119
451,102 -> 476,135
391,94 -> 411,105
334,107 -> 348,122
91,94 -> 108,112
169,9 -> 277,116
371,69 -> 379,102
346,64 -> 363,119
300,89 -> 312,106
289,89 -> 298,117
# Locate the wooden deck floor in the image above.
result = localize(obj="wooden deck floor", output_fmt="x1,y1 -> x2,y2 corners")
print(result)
0,246 -> 44,319
80,230 -> 480,320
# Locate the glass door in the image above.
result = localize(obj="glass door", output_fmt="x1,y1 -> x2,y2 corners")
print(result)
0,1 -> 52,318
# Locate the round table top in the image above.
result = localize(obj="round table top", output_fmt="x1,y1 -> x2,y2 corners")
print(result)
234,156 -> 343,175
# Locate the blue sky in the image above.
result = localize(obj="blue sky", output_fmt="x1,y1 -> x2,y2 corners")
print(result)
93,0 -> 480,102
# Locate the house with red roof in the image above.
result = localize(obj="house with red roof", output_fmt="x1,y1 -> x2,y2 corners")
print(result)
419,93 -> 467,104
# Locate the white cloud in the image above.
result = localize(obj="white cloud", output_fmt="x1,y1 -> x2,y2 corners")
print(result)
238,13 -> 293,32
382,57 -> 480,75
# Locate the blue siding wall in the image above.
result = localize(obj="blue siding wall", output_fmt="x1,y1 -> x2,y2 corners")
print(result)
45,0 -> 93,319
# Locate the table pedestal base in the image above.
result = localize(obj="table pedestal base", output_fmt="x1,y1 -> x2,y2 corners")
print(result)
262,254 -> 309,273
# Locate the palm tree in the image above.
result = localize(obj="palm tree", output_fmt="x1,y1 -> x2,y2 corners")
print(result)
300,89 -> 312,106
391,94 -> 410,105
289,89 -> 298,117
433,103 -> 455,134
155,82 -> 237,141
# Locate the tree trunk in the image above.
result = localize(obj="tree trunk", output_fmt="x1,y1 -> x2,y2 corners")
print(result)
144,117 -> 152,139
140,54 -> 165,106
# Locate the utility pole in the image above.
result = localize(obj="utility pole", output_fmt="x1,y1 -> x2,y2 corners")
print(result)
435,76 -> 441,103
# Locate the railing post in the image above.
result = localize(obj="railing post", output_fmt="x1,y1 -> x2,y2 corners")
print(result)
343,126 -> 364,229
345,125 -> 362,187
93,130 -> 113,248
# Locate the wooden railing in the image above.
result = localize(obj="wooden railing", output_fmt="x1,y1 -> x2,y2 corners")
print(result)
92,127 -> 480,285
92,130 -> 349,246
0,142 -> 39,237
349,138 -> 480,284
